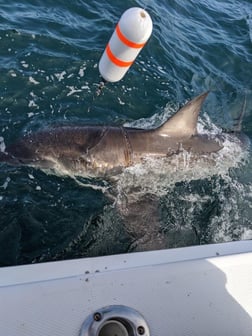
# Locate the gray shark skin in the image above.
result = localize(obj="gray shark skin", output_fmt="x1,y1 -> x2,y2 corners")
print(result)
0,92 -> 245,176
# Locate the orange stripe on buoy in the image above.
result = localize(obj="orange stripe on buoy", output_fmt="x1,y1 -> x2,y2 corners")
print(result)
106,44 -> 133,67
116,24 -> 146,49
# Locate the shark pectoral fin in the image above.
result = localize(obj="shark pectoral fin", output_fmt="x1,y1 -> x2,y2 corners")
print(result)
157,92 -> 209,137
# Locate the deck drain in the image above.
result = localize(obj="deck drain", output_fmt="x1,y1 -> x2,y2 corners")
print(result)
80,305 -> 150,336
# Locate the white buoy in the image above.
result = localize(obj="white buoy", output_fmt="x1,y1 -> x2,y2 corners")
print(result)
98,7 -> 153,83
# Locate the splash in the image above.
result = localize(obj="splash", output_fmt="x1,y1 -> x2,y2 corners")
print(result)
209,175 -> 252,243
110,110 -> 251,251
114,131 -> 250,200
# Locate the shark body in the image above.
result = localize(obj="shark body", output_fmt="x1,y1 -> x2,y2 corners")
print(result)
0,92 -> 245,177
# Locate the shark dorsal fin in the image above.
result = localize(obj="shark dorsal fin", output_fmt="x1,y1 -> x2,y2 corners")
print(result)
157,92 -> 209,137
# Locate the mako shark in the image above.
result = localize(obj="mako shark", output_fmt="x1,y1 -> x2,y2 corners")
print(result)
0,92 -> 246,176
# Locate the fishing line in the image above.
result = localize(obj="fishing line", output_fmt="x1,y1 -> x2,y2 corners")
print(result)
87,78 -> 107,113
142,0 -> 151,11
233,91 -> 247,132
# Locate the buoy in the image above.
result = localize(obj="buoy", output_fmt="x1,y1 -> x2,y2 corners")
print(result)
98,7 -> 153,83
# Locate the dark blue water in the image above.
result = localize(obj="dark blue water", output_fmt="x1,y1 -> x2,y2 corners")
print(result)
0,0 -> 252,266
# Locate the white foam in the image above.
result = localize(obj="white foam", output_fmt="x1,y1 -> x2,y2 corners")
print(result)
124,103 -> 176,130
1,177 -> 11,190
241,229 -> 252,240
117,109 -> 250,202
118,97 -> 125,105
9,71 -> 17,77
81,85 -> 90,91
78,66 -> 86,78
29,76 -> 40,85
66,86 -> 82,97
21,60 -> 29,68
209,175 -> 252,244
55,71 -> 66,82
28,100 -> 39,108
0,136 -> 6,152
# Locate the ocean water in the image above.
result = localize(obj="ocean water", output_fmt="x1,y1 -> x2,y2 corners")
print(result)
0,0 -> 252,266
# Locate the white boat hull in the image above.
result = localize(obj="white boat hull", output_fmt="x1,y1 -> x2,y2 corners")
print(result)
1,240 -> 252,336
